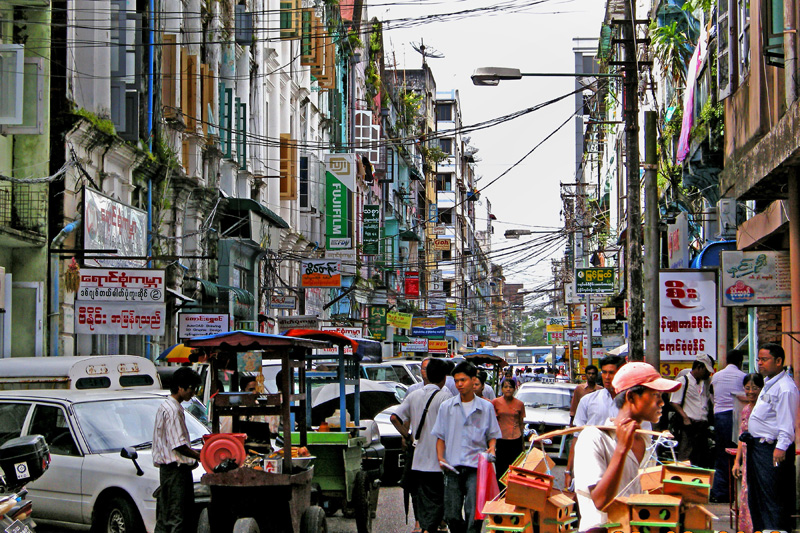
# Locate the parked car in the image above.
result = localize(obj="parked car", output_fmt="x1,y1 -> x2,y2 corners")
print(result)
362,361 -> 421,387
515,382 -> 578,461
373,404 -> 404,483
0,389 -> 209,533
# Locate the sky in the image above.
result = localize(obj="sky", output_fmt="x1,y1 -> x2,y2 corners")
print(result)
374,0 -> 605,297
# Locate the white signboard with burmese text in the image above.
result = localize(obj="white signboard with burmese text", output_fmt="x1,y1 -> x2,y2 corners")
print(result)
658,270 -> 717,362
78,268 -> 165,302
179,313 -> 230,338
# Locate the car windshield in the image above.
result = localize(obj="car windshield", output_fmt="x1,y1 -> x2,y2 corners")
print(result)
516,390 -> 571,410
73,398 -> 208,454
407,364 -> 421,382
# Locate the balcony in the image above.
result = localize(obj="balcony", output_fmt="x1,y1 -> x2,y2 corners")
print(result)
0,183 -> 47,246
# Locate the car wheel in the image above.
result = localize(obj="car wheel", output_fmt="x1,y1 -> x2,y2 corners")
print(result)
232,517 -> 259,533
95,496 -> 143,533
300,506 -> 327,533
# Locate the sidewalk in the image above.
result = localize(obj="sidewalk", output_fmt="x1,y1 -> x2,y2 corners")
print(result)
706,501 -> 736,532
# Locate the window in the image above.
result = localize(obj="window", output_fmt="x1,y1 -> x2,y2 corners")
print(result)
436,103 -> 453,122
280,133 -> 298,199
299,155 -> 309,209
161,33 -> 179,119
763,0 -> 782,66
0,57 -> 45,134
29,405 -> 79,456
439,208 -> 453,224
443,280 -> 452,296
738,0 -> 750,75
438,138 -> 453,155
436,173 -> 452,191
0,44 -> 23,125
280,0 -> 300,39
718,0 -> 751,99
0,403 -> 29,442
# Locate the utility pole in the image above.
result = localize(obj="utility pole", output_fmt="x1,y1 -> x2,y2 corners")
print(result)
622,4 -> 644,361
643,111 -> 660,368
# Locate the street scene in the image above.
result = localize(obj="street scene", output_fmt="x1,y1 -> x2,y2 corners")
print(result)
2,0 -> 800,532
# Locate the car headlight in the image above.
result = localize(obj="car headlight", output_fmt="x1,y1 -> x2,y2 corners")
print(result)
366,420 -> 381,445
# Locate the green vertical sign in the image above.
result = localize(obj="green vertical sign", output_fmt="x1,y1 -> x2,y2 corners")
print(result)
326,171 -> 351,249
363,205 -> 380,256
369,306 -> 387,340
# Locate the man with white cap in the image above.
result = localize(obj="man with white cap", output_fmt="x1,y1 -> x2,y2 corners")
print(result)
573,362 -> 680,532
669,353 -> 714,467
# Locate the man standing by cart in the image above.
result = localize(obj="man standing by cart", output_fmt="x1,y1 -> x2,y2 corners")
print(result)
432,361 -> 502,533
153,366 -> 203,533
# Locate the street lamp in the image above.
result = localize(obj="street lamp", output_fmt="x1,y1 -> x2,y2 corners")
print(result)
471,67 -> 621,86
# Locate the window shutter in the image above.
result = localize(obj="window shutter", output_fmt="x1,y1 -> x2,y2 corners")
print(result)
299,155 -> 309,209
280,0 -> 300,39
180,48 -> 189,120
300,9 -> 314,64
219,84 -> 233,158
354,109 -> 372,159
0,44 -> 24,125
162,34 -> 178,119
280,133 -> 298,199
201,64 -> 213,137
185,55 -> 198,131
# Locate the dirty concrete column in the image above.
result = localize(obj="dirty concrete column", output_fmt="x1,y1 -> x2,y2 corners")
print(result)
788,172 -> 800,389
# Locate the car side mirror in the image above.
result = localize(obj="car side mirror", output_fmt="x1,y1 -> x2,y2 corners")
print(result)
120,447 -> 144,476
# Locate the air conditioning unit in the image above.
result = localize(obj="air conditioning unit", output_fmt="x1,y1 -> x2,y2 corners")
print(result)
717,198 -> 737,239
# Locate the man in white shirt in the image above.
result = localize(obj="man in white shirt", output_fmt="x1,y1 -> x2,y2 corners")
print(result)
670,353 -> 714,467
744,342 -> 799,532
708,349 -> 746,502
392,358 -> 452,533
406,357 -> 432,396
573,362 -> 680,532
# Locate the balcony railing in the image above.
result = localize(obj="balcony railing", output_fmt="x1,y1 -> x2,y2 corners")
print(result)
0,183 -> 47,236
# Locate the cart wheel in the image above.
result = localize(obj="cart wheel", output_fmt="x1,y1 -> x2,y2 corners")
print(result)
232,517 -> 259,533
353,470 -> 372,533
196,508 -> 210,533
301,506 -> 327,533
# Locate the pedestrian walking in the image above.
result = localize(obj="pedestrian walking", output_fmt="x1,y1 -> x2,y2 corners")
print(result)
391,358 -> 452,533
569,364 -> 600,426
153,366 -> 202,533
708,349 -> 746,502
669,353 -> 714,467
491,378 -> 525,482
432,361 -> 502,533
743,343 -> 799,532
731,372 -> 764,533
573,362 -> 680,531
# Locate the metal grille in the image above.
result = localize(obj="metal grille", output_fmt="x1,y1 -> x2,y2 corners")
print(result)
11,183 -> 47,234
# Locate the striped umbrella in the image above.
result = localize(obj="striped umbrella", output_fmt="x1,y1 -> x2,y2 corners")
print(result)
158,343 -> 194,363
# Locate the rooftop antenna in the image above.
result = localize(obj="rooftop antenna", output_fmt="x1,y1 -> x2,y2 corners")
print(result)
411,39 -> 444,66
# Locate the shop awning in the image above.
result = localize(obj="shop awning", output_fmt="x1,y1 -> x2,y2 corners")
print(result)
399,229 -> 421,242
226,198 -> 289,229
191,278 -> 254,305
690,240 -> 736,268
392,335 -> 410,343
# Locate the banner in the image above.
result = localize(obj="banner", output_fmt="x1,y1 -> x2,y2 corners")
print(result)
300,260 -> 342,287
575,267 -> 615,294
325,168 -> 352,250
78,268 -> 164,302
368,306 -> 387,341
268,295 -> 297,309
362,204 -> 380,256
428,339 -> 448,354
84,188 -> 147,267
659,270 -> 717,361
401,338 -> 429,352
179,313 -> 229,338
277,315 -> 319,330
720,251 -> 791,306
404,271 -> 419,299
318,326 -> 362,354
386,310 -> 413,329
411,316 -> 446,337
76,302 -> 165,335
433,238 -> 451,251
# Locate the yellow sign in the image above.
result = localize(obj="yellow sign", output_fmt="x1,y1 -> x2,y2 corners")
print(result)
387,310 -> 413,329
428,339 -> 448,354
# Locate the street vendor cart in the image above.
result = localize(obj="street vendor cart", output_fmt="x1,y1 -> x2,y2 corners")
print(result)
283,329 -> 382,533
185,330 -> 329,533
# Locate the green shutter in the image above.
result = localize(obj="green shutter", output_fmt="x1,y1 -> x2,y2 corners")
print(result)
764,0 -> 785,67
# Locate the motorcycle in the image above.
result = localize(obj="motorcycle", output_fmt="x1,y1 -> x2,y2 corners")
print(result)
0,435 -> 51,533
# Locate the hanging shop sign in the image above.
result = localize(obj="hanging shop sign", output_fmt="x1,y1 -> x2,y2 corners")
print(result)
433,238 -> 451,251
277,315 -> 319,330
318,326 -> 362,354
404,271 -> 420,299
575,267 -> 615,294
667,212 -> 689,269
428,339 -> 448,354
268,295 -> 297,309
431,226 -> 446,235
78,268 -> 164,302
720,251 -> 791,306
368,306 -> 387,341
563,329 -> 584,342
300,260 -> 341,287
324,153 -> 355,191
401,338 -> 429,352
659,270 -> 717,361
325,154 -> 355,250
411,316 -> 446,337
83,188 -> 147,268
75,302 -> 164,335
564,280 -> 607,304
362,205 -> 380,256
386,310 -> 413,329
178,313 -> 229,338
546,331 -> 564,345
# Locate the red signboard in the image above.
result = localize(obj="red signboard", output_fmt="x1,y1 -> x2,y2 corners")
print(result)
404,271 -> 419,299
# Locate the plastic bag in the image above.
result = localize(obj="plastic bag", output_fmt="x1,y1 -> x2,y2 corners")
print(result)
475,452 -> 500,520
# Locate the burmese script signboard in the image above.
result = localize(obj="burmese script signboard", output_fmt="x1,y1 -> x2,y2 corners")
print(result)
575,267 -> 615,294
720,251 -> 791,306
659,270 -> 717,361
300,260 -> 342,287
78,268 -> 165,302
179,313 -> 230,338
75,302 -> 165,335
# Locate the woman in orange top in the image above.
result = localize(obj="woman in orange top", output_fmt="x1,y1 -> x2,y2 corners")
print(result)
492,378 -> 526,482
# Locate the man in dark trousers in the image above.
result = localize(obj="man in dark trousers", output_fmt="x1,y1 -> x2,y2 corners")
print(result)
153,366 -> 202,533
670,353 -> 714,467
391,358 -> 452,533
708,349 -> 745,502
745,342 -> 799,532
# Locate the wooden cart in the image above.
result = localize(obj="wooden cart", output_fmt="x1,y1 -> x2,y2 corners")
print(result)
186,330 -> 329,533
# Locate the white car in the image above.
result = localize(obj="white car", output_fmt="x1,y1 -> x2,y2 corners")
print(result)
515,382 -> 578,460
362,361 -> 422,387
0,389 -> 209,533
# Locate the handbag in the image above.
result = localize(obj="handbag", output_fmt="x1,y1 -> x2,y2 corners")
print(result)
399,388 -> 440,491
